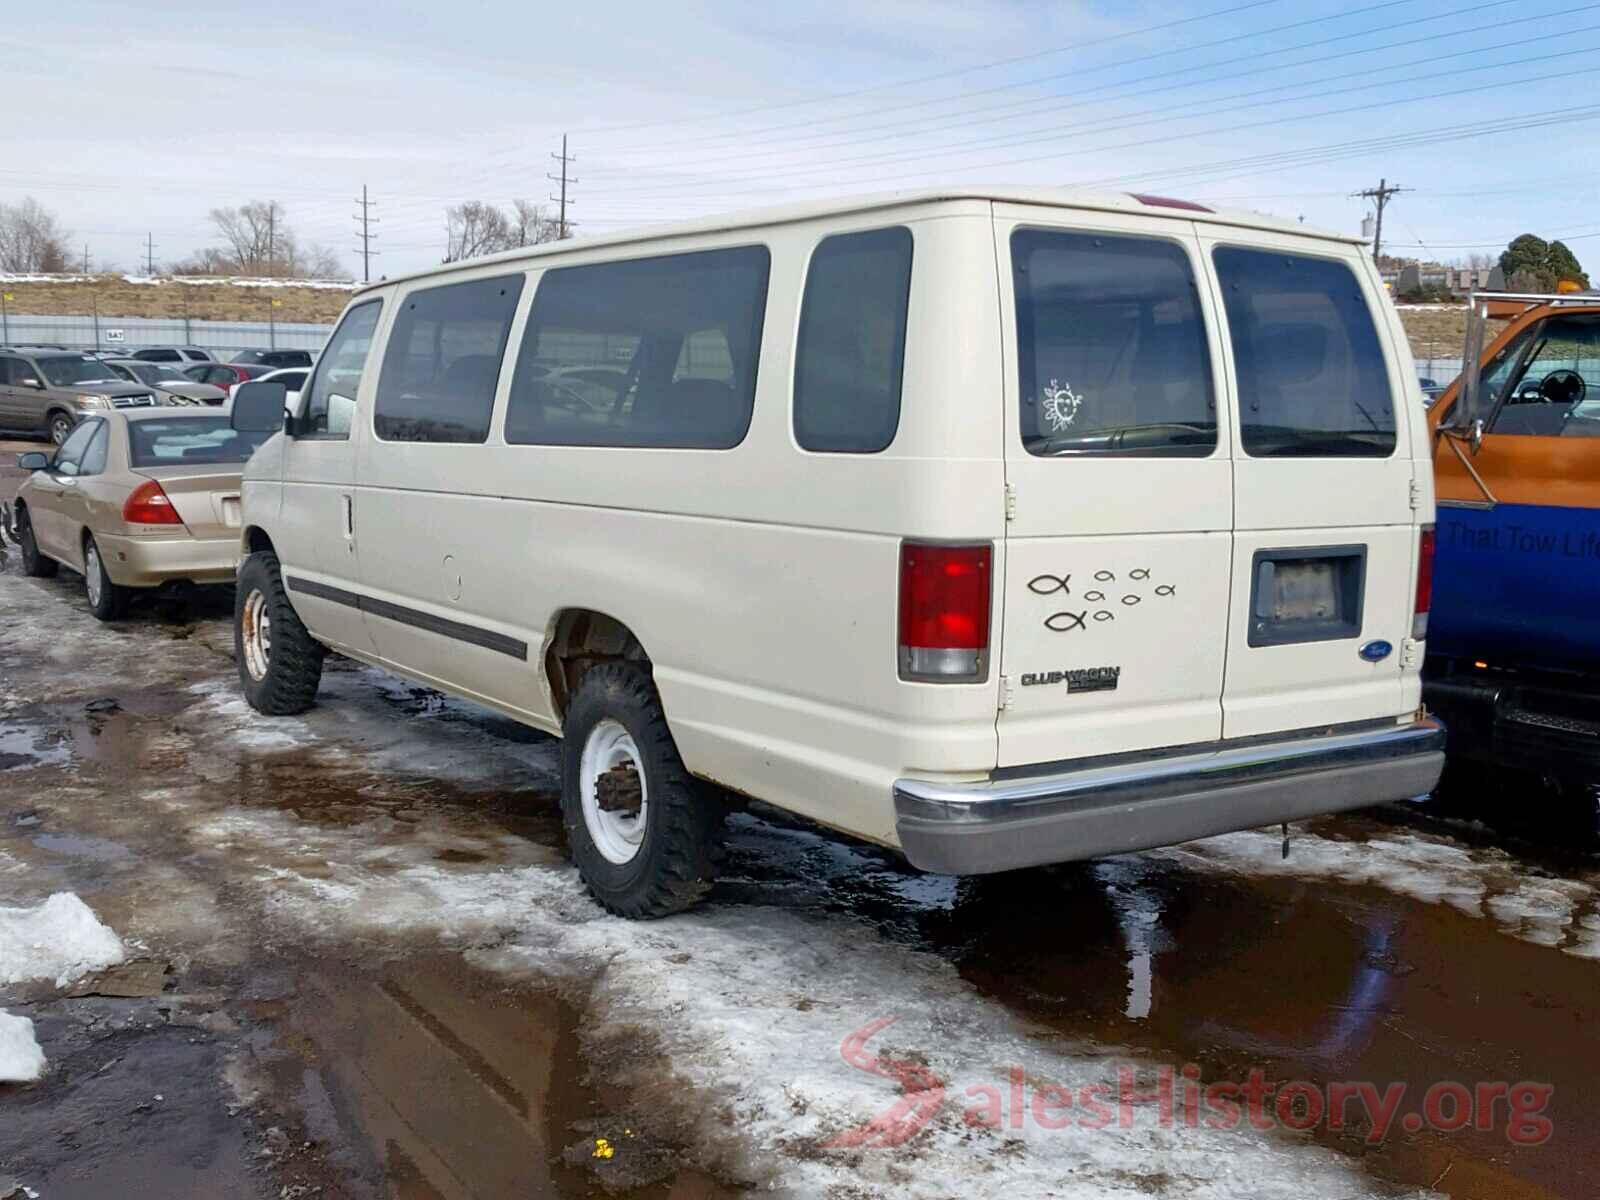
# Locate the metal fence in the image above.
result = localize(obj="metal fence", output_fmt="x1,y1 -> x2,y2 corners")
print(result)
0,312 -> 334,354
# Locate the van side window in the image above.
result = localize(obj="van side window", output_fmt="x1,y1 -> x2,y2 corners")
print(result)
302,299 -> 383,438
792,227 -> 912,454
1012,229 -> 1216,457
1489,314 -> 1600,437
1213,247 -> 1396,458
374,275 -> 525,443
504,246 -> 770,449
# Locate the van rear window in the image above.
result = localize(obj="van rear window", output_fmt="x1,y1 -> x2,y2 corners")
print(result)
1012,229 -> 1216,457
1213,247 -> 1396,458
504,246 -> 770,449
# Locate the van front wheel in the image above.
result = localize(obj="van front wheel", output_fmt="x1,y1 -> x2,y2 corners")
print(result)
235,551 -> 325,715
561,663 -> 722,918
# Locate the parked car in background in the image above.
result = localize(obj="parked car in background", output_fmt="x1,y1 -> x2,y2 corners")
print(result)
132,346 -> 214,365
183,361 -> 275,396
12,409 -> 271,619
252,366 -> 308,408
228,188 -> 1444,918
230,348 -> 314,369
1418,377 -> 1445,405
101,358 -> 228,406
0,348 -> 158,444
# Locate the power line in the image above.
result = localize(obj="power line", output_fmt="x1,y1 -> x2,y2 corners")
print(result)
548,135 -> 577,239
353,184 -> 379,283
598,0 -> 1434,157
570,0 -> 1290,141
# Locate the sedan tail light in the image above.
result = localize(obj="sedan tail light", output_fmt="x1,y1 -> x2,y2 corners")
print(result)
1412,525 -> 1435,640
123,479 -> 183,525
899,542 -> 992,682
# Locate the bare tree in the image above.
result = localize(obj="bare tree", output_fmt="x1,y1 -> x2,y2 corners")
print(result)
443,201 -> 514,263
179,200 -> 346,278
509,199 -> 561,248
0,197 -> 72,273
442,199 -> 562,262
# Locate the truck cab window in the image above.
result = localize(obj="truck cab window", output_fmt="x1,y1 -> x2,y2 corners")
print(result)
1490,315 -> 1600,438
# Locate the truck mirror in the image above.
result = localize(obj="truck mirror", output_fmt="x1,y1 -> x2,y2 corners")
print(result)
230,381 -> 288,434
1453,297 -> 1490,450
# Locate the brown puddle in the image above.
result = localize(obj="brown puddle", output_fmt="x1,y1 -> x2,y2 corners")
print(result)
940,849 -> 1595,1200
256,954 -> 743,1199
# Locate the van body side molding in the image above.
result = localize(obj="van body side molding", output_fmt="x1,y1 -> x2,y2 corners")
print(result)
285,575 -> 528,660
894,718 -> 1445,875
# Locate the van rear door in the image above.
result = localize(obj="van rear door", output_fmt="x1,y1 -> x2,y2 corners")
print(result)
992,205 -> 1234,768
1197,228 -> 1416,738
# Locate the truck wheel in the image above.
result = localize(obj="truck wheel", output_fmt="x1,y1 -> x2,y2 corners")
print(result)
235,551 -> 325,715
16,507 -> 57,578
83,535 -> 128,620
48,411 -> 75,446
561,663 -> 722,918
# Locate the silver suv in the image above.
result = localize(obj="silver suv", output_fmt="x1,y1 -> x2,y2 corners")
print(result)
0,349 -> 158,444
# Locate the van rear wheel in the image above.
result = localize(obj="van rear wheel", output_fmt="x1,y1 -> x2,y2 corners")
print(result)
561,663 -> 722,918
235,551 -> 325,715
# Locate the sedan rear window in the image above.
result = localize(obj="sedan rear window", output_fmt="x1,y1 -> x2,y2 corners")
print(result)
1213,247 -> 1396,458
128,418 -> 271,466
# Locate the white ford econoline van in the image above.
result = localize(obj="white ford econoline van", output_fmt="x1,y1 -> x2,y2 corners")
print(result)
229,189 -> 1445,917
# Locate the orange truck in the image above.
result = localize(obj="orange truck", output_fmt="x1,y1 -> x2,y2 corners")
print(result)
1425,292 -> 1600,799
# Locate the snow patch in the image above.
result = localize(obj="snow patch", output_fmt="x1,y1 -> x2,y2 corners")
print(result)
0,1010 -> 45,1083
0,893 -> 126,987
236,831 -> 1425,1198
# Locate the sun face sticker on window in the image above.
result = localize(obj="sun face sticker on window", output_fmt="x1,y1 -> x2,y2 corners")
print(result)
1041,378 -> 1082,432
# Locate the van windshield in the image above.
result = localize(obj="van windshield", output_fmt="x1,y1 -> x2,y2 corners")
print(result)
1012,229 -> 1216,457
1213,247 -> 1396,458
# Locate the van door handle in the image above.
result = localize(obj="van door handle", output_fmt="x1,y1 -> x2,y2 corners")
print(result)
341,493 -> 354,542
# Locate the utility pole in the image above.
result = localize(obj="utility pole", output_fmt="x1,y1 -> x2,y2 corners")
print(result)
1352,178 -> 1408,260
82,244 -> 90,274
353,185 -> 379,283
145,233 -> 157,275
548,135 -> 578,240
266,205 -> 276,277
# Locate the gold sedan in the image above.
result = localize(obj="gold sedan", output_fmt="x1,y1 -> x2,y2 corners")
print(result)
12,409 -> 273,620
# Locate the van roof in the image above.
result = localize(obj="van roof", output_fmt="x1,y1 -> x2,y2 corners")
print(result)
356,187 -> 1363,296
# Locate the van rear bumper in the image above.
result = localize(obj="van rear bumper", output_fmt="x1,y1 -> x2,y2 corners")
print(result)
893,718 -> 1446,875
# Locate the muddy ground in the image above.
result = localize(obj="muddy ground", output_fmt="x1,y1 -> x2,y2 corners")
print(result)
1,440 -> 1597,1199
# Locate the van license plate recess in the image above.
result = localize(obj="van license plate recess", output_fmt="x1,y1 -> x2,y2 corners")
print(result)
1248,545 -> 1366,647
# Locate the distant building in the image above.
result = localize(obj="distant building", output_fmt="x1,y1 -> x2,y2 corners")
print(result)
1386,262 -> 1505,298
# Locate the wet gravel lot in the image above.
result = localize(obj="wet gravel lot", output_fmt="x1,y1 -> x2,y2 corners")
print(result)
2,437 -> 1598,1199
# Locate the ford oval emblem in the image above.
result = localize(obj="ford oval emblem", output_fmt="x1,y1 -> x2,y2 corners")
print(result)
1359,639 -> 1393,663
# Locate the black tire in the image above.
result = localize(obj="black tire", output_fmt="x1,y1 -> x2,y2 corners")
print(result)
234,551 -> 325,715
16,506 -> 57,578
561,663 -> 723,918
83,534 -> 128,620
47,410 -> 75,447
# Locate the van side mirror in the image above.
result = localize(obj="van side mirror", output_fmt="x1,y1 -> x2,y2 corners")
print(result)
230,381 -> 288,434
16,451 -> 49,471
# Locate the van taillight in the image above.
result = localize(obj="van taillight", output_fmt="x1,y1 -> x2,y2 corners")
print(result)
899,542 -> 991,682
1412,525 -> 1435,640
123,479 -> 182,525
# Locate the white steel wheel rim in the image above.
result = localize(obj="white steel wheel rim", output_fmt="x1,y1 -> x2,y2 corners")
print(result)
241,588 -> 272,682
579,719 -> 649,865
85,544 -> 102,606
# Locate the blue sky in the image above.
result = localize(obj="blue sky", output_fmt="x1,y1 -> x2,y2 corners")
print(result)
6,0 -> 1599,275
